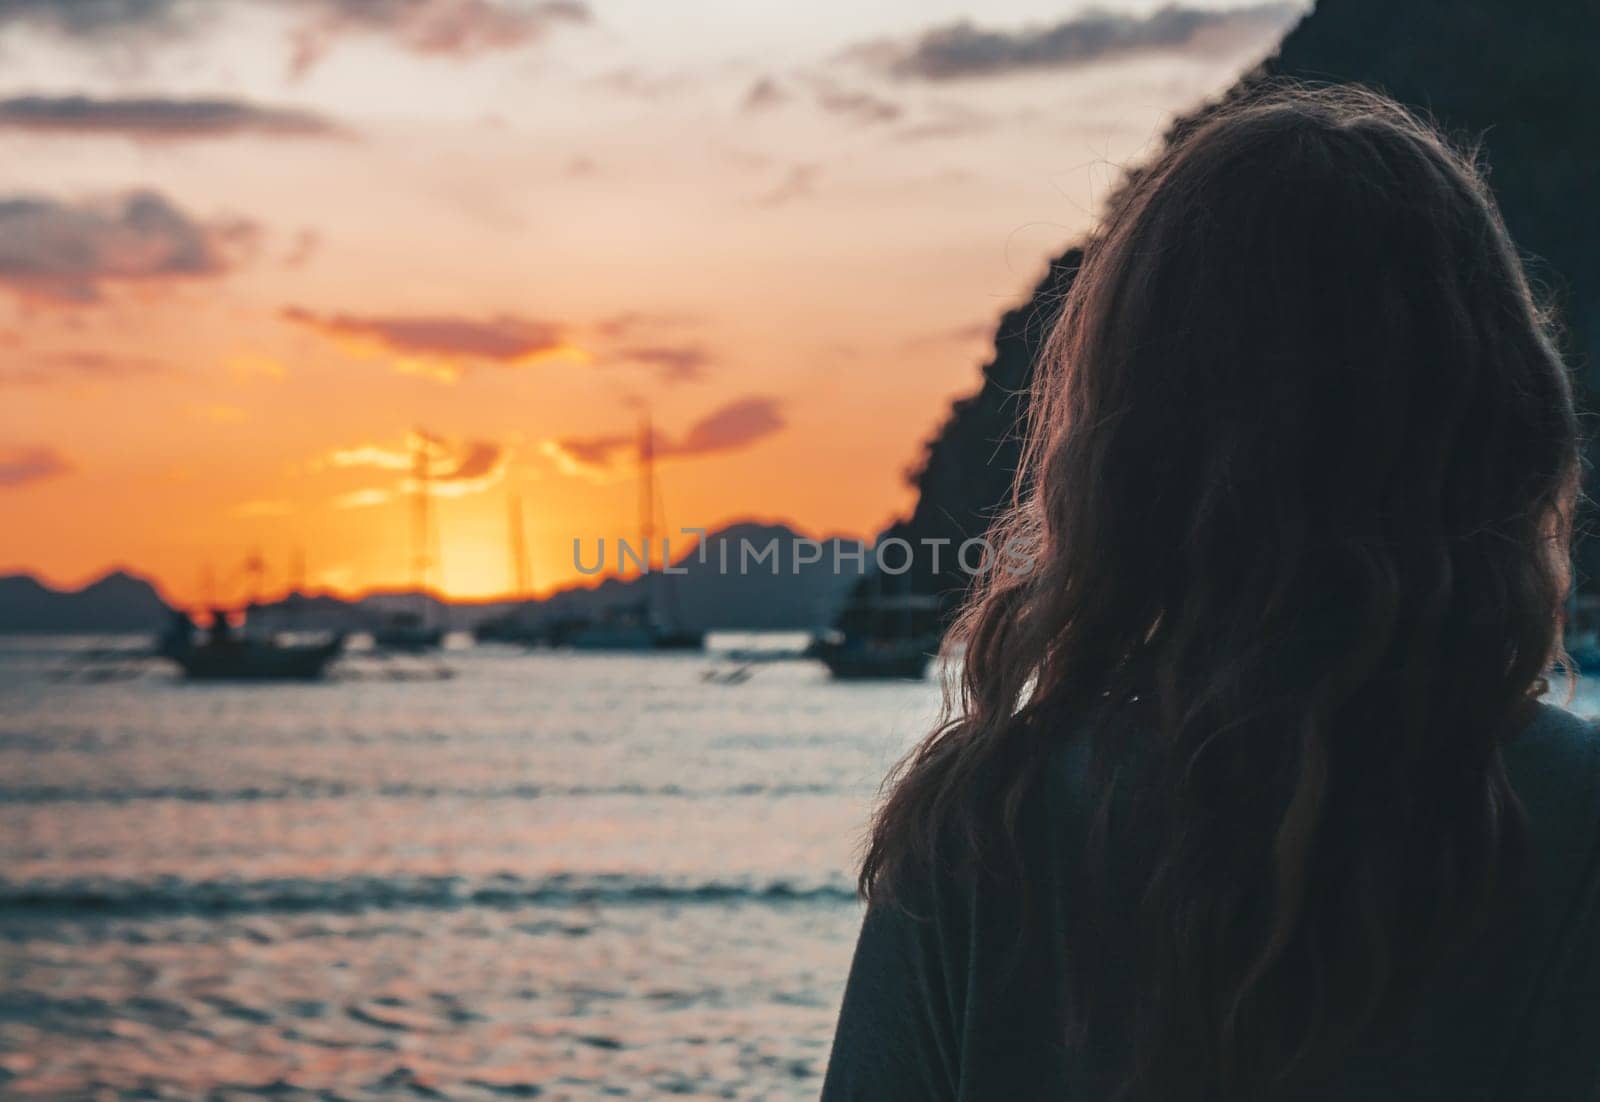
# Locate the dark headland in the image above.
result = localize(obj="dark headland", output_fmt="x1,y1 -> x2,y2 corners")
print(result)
861,0 -> 1600,622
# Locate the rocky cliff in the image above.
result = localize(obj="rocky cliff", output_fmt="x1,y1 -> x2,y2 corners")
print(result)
867,0 -> 1599,615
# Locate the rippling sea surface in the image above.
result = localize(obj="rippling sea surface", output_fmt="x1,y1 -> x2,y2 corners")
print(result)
0,637 -> 943,1100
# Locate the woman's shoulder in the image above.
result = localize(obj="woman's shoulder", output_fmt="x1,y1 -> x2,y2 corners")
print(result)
1517,699 -> 1600,749
1505,701 -> 1600,806
1504,701 -> 1600,878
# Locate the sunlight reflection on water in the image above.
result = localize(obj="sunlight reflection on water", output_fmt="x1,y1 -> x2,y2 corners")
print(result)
0,641 -> 942,1100
5,640 -> 1592,1099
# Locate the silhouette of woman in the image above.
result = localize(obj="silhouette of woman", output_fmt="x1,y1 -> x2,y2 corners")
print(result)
824,85 -> 1595,1101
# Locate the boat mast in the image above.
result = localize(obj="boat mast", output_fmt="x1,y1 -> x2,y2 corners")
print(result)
638,413 -> 655,575
245,547 -> 265,610
639,410 -> 690,633
508,491 -> 530,599
638,412 -> 657,623
410,429 -> 436,612
287,546 -> 306,624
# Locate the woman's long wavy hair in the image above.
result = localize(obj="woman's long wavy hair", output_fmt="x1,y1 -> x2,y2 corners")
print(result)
861,84 -> 1579,1100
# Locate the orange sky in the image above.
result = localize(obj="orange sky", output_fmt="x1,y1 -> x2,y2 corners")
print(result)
0,0 -> 1302,605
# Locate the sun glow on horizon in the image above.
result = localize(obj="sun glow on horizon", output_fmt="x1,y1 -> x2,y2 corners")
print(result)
0,0 -> 1302,607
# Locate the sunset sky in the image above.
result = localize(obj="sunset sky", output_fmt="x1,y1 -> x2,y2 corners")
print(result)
0,0 -> 1302,605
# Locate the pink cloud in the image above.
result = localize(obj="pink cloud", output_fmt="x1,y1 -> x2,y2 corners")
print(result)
0,445 -> 72,487
544,396 -> 785,474
282,307 -> 579,375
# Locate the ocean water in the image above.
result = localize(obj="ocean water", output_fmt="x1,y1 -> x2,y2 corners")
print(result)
0,638 -> 943,1100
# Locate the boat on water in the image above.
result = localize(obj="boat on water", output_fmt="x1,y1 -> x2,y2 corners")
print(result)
550,599 -> 704,651
157,610 -> 345,681
812,633 -> 938,680
650,627 -> 705,651
548,413 -> 704,653
560,618 -> 654,650
473,608 -> 547,646
371,610 -> 445,652
813,590 -> 943,681
476,606 -> 700,650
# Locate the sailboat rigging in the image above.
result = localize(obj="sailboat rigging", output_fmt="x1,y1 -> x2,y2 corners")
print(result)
372,428 -> 446,651
556,412 -> 702,651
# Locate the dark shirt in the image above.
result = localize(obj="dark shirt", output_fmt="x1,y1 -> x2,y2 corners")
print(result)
823,702 -> 1600,1100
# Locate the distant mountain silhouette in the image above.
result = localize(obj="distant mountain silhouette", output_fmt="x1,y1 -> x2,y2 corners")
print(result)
531,521 -> 862,632
861,0 -> 1600,618
0,569 -> 172,632
1,523 -> 859,636
248,521 -> 861,634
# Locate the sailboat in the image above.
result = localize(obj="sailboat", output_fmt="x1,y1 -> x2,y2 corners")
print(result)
559,413 -> 703,652
372,429 -> 446,651
155,553 -> 346,680
812,570 -> 943,680
158,608 -> 346,680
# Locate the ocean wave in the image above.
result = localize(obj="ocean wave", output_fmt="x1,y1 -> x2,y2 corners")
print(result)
0,872 -> 860,919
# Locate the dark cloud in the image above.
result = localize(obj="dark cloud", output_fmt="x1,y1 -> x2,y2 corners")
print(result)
547,396 -> 785,473
285,305 -> 713,383
584,313 -> 712,382
282,307 -> 571,363
545,432 -> 627,470
0,0 -> 186,39
0,1 -> 591,71
814,84 -> 903,124
432,438 -> 502,481
0,444 -> 72,487
592,310 -> 697,339
0,94 -> 346,140
670,396 -> 784,457
0,190 -> 252,305
870,3 -> 1304,81
327,431 -> 510,499
0,349 -> 174,385
618,344 -> 712,382
741,77 -> 787,111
